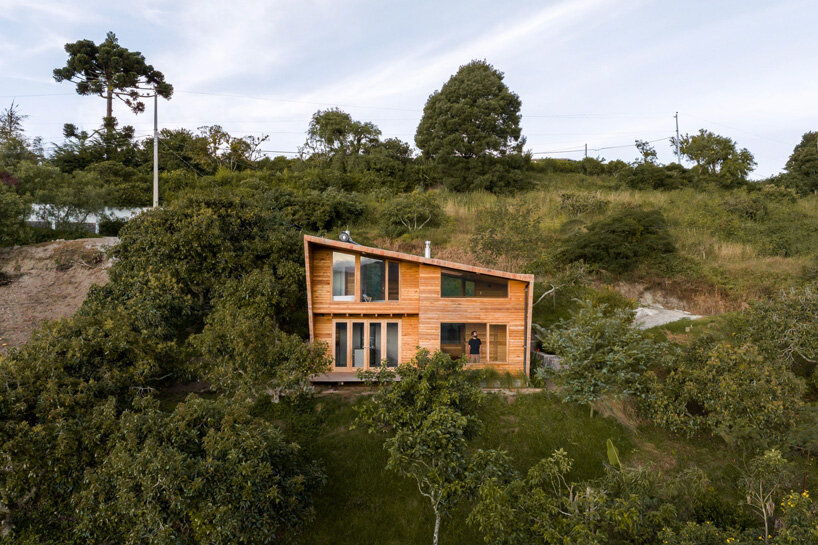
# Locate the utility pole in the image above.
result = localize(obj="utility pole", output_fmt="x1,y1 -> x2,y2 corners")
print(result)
584,143 -> 588,158
674,112 -> 681,164
153,91 -> 159,208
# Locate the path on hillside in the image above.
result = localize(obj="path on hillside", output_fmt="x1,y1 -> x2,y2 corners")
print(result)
0,237 -> 116,353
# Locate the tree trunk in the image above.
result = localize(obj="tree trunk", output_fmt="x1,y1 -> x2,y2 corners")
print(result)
432,510 -> 441,545
106,87 -> 113,120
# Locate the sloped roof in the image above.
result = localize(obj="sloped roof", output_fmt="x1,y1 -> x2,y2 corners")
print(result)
304,234 -> 534,283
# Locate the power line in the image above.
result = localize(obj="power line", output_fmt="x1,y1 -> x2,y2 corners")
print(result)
531,136 -> 671,156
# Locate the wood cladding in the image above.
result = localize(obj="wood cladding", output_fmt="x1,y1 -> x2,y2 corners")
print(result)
304,235 -> 534,376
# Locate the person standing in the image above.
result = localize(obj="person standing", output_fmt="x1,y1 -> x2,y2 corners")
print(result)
467,330 -> 482,364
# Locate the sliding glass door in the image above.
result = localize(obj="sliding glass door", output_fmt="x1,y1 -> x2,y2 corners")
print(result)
333,319 -> 400,369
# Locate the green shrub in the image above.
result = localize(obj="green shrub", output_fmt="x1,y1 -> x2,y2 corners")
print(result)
559,208 -> 676,273
649,340 -> 804,445
0,186 -> 28,246
536,300 -> 674,412
723,194 -> 767,221
378,190 -> 444,237
558,192 -> 610,215
470,201 -> 545,269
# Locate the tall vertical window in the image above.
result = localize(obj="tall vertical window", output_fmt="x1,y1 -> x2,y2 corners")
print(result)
332,252 -> 355,301
352,322 -> 365,367
388,262 -> 400,301
360,257 -> 385,301
440,323 -> 466,359
489,324 -> 507,363
334,322 -> 348,367
369,323 -> 382,367
386,323 -> 399,367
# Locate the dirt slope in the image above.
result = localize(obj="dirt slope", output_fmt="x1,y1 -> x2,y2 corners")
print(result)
0,237 -> 117,353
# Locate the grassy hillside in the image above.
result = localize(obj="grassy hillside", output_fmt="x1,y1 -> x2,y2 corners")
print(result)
340,172 -> 816,325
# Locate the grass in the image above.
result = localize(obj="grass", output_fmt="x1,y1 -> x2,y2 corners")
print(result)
353,175 -> 818,314
267,390 -> 771,545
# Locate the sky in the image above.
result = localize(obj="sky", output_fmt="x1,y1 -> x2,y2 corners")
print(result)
1,0 -> 817,178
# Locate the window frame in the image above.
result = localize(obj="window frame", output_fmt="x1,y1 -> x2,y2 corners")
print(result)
331,318 -> 402,369
331,251 -> 357,302
438,321 -> 509,364
440,270 -> 509,299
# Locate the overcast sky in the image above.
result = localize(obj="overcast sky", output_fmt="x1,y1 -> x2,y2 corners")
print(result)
1,0 -> 817,178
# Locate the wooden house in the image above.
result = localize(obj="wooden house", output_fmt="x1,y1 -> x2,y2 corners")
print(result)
304,234 -> 535,381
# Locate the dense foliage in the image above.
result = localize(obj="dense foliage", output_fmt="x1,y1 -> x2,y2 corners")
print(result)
559,208 -> 676,273
415,60 -> 529,192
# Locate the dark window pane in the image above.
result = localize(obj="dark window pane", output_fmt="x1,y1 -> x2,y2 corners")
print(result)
386,323 -> 399,367
441,273 -> 462,297
388,262 -> 400,300
334,322 -> 347,367
352,322 -> 365,367
369,322 -> 382,368
440,323 -> 465,358
360,257 -> 385,301
440,270 -> 508,298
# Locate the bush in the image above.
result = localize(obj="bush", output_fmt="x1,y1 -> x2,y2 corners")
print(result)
378,190 -> 444,237
723,194 -> 767,221
0,186 -> 28,246
470,201 -> 545,270
649,340 -> 804,445
536,300 -> 674,412
623,162 -> 687,190
559,208 -> 676,273
74,396 -> 325,545
557,192 -> 610,215
263,187 -> 366,232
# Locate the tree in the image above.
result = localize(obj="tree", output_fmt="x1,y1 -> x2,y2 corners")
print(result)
193,269 -> 330,399
0,186 -> 28,247
536,300 -> 672,415
302,109 -> 381,172
559,209 -> 676,273
415,60 -> 528,192
74,396 -> 325,545
379,190 -> 445,237
649,341 -> 804,445
784,131 -> 818,194
0,101 -> 40,166
671,129 -> 755,183
53,31 -> 172,133
740,449 -> 791,545
356,350 -> 490,545
635,139 -> 658,164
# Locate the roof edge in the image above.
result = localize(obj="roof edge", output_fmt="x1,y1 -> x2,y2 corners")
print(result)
304,234 -> 535,282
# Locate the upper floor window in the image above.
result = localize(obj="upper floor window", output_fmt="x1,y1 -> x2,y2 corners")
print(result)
360,257 -> 400,302
332,252 -> 355,301
441,270 -> 508,298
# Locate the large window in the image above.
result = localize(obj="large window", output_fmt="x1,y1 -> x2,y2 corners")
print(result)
360,257 -> 385,301
332,252 -> 355,301
441,270 -> 508,298
388,262 -> 400,301
333,320 -> 400,369
439,322 -> 507,363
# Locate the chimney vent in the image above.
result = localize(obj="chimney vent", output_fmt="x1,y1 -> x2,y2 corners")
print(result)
424,241 -> 431,258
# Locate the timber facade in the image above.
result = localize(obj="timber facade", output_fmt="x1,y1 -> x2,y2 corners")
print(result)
304,235 -> 535,381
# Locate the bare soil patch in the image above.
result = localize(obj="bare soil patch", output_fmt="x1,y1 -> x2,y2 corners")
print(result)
0,237 -> 117,353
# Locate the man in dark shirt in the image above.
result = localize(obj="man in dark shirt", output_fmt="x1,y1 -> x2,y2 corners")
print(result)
467,331 -> 482,364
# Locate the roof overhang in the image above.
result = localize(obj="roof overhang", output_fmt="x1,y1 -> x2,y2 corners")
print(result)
304,234 -> 534,283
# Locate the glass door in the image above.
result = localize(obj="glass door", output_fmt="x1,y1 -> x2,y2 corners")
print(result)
352,322 -> 365,368
369,322 -> 382,367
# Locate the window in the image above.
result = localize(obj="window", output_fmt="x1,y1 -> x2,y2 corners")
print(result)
352,322 -> 365,367
439,323 -> 506,363
388,262 -> 400,301
489,324 -> 507,363
334,322 -> 348,367
440,270 -> 508,298
386,323 -> 399,367
360,257 -> 385,301
369,323 -> 382,367
332,252 -> 355,301
440,323 -> 466,359
333,320 -> 401,369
